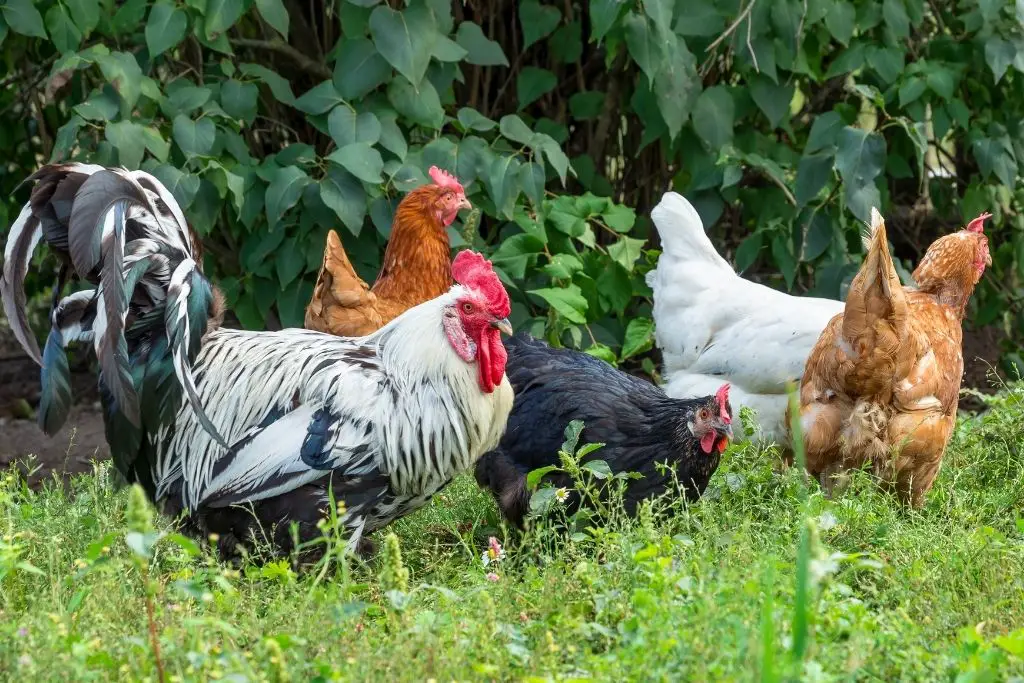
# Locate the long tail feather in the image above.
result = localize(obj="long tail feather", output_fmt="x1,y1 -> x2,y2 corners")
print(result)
38,289 -> 97,435
1,205 -> 44,364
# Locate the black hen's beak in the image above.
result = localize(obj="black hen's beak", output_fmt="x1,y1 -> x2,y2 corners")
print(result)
491,318 -> 513,335
715,419 -> 733,441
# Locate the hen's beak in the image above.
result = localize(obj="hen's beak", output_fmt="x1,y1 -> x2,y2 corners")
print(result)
491,318 -> 513,335
457,196 -> 472,211
715,420 -> 734,441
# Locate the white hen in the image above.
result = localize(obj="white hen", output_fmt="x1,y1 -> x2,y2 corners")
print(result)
646,192 -> 845,445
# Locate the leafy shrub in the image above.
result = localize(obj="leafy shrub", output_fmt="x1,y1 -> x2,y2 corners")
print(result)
0,0 -> 1022,368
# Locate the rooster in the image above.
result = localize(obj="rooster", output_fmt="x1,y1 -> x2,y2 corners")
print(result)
797,209 -> 991,507
0,163 -> 514,557
646,192 -> 844,445
474,334 -> 732,527
305,166 -> 470,337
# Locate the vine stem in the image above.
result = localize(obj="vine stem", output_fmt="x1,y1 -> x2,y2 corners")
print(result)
141,564 -> 166,683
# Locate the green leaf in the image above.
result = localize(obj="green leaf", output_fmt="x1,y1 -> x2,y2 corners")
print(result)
333,38 -> 391,100
52,116 -> 85,161
590,0 -> 623,43
734,233 -> 763,272
166,84 -> 212,115
276,244 -> 305,289
431,35 -> 467,62
802,213 -> 833,261
255,0 -> 289,38
151,164 -> 201,210
519,0 -> 560,49
517,67 -> 557,110
750,77 -> 794,128
692,86 -> 734,149
518,161 -> 545,207
771,234 -> 797,289
882,0 -> 909,38
985,37 -> 1016,84
972,135 -> 1018,189
97,52 -> 144,109
265,166 -> 310,229
241,63 -> 296,105
1,0 -> 46,38
795,153 -> 833,207
369,3 -> 437,85
526,465 -> 559,490
377,114 -> 408,160
145,2 -> 187,57
320,167 -> 367,235
328,143 -> 384,184
623,11 -> 660,86
328,106 -> 382,147
621,317 -> 654,359
602,204 -> 636,232
824,0 -> 855,45
125,531 -> 161,560
277,278 -> 313,329
580,459 -> 613,479
487,155 -> 521,219
835,126 -> 886,222
205,0 -> 244,37
529,285 -> 588,323
898,78 -> 926,107
172,115 -> 216,157
924,64 -> 955,100
457,107 -> 496,132
498,114 -> 534,145
569,91 -> 605,120
295,80 -> 345,115
45,5 -> 81,53
806,111 -> 843,153
221,79 -> 259,121
866,46 -> 904,84
529,487 -> 558,515
653,40 -> 698,140
596,263 -> 631,313
455,21 -> 508,66
387,76 -> 444,129
66,0 -> 100,35
608,236 -> 645,272
106,120 -> 146,168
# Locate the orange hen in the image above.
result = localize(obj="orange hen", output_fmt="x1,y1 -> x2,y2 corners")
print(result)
797,208 -> 992,506
305,167 -> 470,336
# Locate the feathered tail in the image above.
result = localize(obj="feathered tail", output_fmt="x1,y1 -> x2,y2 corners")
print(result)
0,163 -> 225,450
647,192 -> 734,276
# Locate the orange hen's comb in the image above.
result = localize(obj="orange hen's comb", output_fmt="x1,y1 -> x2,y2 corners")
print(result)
967,212 -> 992,233
428,166 -> 465,195
452,250 -> 510,317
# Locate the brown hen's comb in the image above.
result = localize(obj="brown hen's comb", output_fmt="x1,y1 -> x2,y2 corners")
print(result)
428,166 -> 465,195
715,384 -> 731,423
452,250 -> 510,317
966,212 -> 992,233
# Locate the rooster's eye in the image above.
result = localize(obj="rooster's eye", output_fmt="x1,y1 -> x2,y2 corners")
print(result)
462,302 -> 474,313
699,409 -> 709,420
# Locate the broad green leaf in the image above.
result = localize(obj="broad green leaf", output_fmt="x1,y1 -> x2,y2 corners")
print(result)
295,80 -> 345,115
499,114 -> 534,145
898,78 -> 926,107
487,155 -> 521,219
151,164 -> 201,210
46,5 -> 81,53
106,120 -> 146,168
517,67 -> 557,110
377,114 -> 408,160
491,233 -> 544,278
240,63 -> 296,105
255,0 -> 289,38
580,459 -> 613,479
623,11 -> 660,86
205,0 -> 244,37
537,135 -> 572,183
277,278 -> 313,329
276,243 -> 305,288
166,84 -> 212,115
432,35 -> 467,62
653,38 -> 698,140
882,0 -> 909,38
795,153 -> 834,206
320,167 -> 367,235
835,126 -> 886,222
772,234 -> 797,289
519,0 -> 561,49
387,76 -> 444,129
457,107 -> 497,132
97,52 -> 144,109
518,161 -> 545,207
221,79 -> 258,121
621,317 -> 654,359
735,232 -> 763,272
328,143 -> 384,184
529,285 -> 588,323
526,465 -> 559,490
369,3 -> 437,85
590,0 -> 623,43
608,236 -> 645,272
333,38 -> 392,100
111,0 -> 147,37
692,86 -> 734,149
265,166 -> 310,229
52,116 -> 84,161
972,135 -> 1017,189
602,204 -> 635,232
275,143 -> 316,166
924,64 -> 955,100
172,115 -> 216,157
866,45 -> 904,84
145,2 -> 187,57
824,0 -> 855,45
596,263 -> 631,313
66,0 -> 100,35
328,106 -> 382,147
455,21 -> 508,66
74,93 -> 119,121
750,77 -> 794,128
529,486 -> 558,515
569,91 -> 605,120
1,0 -> 46,38
802,213 -> 833,261
985,37 -> 1016,84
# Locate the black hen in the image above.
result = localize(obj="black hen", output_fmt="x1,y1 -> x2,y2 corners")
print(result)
474,333 -> 732,527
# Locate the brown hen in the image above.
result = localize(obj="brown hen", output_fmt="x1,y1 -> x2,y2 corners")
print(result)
304,166 -> 470,336
796,208 -> 992,507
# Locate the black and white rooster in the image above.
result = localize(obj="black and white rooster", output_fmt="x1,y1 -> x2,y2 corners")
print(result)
1,163 -> 514,557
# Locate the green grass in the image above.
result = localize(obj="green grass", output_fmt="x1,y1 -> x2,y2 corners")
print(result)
1,387 -> 1023,681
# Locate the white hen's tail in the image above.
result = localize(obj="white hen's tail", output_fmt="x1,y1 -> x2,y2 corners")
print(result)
647,192 -> 735,277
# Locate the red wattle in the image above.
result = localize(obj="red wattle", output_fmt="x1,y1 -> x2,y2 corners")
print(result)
477,331 -> 494,393
700,432 -> 715,454
716,437 -> 728,453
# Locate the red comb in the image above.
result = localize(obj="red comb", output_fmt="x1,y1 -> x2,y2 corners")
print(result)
452,250 -> 510,317
966,212 -> 991,233
428,166 -> 465,195
715,384 -> 731,423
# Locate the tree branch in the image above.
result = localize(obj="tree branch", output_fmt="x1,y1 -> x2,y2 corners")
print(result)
229,38 -> 331,80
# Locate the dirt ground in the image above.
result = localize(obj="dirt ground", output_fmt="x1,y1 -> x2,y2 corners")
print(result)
0,325 -> 1009,488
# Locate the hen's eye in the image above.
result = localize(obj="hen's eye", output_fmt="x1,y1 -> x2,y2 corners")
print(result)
699,409 -> 709,420
462,302 -> 474,313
